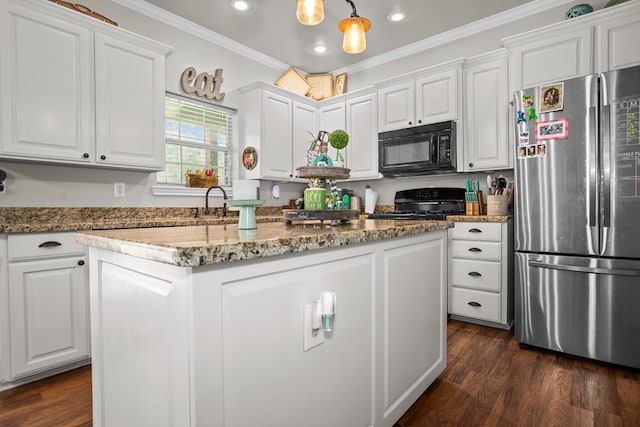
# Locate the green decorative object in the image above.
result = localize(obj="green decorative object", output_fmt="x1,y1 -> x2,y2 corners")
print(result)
329,129 -> 349,150
565,3 -> 593,19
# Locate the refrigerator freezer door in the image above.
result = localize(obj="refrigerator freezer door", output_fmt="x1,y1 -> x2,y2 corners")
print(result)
600,65 -> 640,259
514,74 -> 599,256
515,252 -> 640,369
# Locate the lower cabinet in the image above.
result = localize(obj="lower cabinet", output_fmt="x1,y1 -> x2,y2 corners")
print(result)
88,231 -> 448,427
448,220 -> 513,329
0,232 -> 90,385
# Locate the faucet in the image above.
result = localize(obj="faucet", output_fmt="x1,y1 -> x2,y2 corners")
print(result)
205,186 -> 228,217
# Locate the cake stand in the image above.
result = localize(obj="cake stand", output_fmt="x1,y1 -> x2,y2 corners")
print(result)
231,199 -> 265,229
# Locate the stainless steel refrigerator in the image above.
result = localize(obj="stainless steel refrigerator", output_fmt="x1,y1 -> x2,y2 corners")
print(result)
514,65 -> 640,369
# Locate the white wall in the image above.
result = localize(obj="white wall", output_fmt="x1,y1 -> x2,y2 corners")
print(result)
0,0 -> 603,208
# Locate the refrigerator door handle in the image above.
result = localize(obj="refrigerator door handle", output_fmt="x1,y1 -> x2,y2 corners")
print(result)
601,104 -> 612,229
528,260 -> 640,276
587,105 -> 598,228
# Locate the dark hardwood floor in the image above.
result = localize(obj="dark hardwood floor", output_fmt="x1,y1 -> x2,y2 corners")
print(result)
1,320 -> 639,426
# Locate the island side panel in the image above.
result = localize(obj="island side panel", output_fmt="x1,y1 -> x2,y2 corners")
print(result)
89,248 -> 193,427
377,233 -> 448,426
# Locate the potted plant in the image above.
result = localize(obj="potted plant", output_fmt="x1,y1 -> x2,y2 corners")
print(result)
329,129 -> 349,167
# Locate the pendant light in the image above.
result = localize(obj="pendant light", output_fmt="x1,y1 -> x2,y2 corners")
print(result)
297,0 -> 324,26
338,0 -> 371,54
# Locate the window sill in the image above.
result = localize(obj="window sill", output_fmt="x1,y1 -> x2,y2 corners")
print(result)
152,184 -> 233,197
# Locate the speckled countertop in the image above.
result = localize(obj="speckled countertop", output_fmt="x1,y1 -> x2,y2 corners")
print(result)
446,215 -> 511,223
0,207 -> 283,233
76,219 -> 453,267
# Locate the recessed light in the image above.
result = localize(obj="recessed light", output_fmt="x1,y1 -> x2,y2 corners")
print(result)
387,11 -> 405,22
313,45 -> 328,54
231,1 -> 250,11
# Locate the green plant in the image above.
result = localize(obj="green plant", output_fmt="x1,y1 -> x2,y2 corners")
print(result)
329,129 -> 349,150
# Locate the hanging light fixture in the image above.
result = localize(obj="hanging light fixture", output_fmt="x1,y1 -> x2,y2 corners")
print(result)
297,0 -> 324,26
338,0 -> 370,54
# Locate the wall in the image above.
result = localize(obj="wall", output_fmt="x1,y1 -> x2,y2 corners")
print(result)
0,0 -> 604,208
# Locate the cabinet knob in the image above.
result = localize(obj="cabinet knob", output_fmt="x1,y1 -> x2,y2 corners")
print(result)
418,120 -> 422,124
100,155 -> 107,160
408,121 -> 413,126
78,260 -> 85,266
82,153 -> 90,159
468,162 -> 474,168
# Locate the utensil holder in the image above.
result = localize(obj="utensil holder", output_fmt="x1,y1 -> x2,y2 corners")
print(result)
486,195 -> 508,216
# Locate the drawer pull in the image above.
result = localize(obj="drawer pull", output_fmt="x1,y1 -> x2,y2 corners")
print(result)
78,260 -> 85,266
38,241 -> 62,248
468,228 -> 482,233
468,301 -> 482,307
468,247 -> 482,252
468,271 -> 482,277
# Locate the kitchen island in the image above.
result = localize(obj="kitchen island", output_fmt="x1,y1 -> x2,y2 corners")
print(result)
77,219 -> 453,427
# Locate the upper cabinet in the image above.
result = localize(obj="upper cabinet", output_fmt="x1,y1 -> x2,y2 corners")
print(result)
462,50 -> 510,171
377,59 -> 463,132
504,0 -> 640,92
237,83 -> 319,181
0,0 -> 171,171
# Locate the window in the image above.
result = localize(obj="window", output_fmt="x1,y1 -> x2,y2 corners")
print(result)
157,93 -> 234,186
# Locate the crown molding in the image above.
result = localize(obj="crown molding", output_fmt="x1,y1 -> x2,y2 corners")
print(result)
332,0 -> 575,75
113,0 -> 574,76
111,0 -> 292,72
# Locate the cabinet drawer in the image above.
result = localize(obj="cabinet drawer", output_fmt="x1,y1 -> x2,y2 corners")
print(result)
450,287 -> 500,323
8,232 -> 86,261
450,240 -> 501,261
450,222 -> 501,241
450,259 -> 501,291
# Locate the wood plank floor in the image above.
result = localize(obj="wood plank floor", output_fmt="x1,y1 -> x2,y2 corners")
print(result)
1,320 -> 639,426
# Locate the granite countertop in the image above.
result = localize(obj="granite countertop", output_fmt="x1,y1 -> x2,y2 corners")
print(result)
76,219 -> 454,267
0,207 -> 282,233
447,215 -> 511,223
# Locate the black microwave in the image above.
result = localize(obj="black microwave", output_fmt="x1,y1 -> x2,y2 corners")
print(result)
378,121 -> 456,177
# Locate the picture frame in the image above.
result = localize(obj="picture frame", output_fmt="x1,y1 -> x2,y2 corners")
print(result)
334,73 -> 347,96
535,118 -> 569,141
539,82 -> 565,113
305,73 -> 333,101
274,67 -> 311,96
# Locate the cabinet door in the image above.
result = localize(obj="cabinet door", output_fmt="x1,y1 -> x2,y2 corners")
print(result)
415,68 -> 459,124
507,26 -> 593,91
318,101 -> 346,162
221,255 -> 375,427
292,100 -> 317,180
378,236 -> 447,426
377,81 -> 414,131
346,93 -> 379,180
259,91 -> 293,179
95,33 -> 166,170
596,13 -> 640,72
0,2 -> 93,162
463,53 -> 509,171
8,256 -> 89,379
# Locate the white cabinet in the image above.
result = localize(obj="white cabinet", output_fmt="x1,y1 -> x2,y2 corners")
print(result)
317,90 -> 380,180
595,6 -> 640,72
377,59 -> 463,132
1,232 -> 90,382
0,0 -> 170,170
504,25 -> 593,92
448,220 -> 513,329
238,83 -> 318,181
87,231 -> 448,427
462,50 -> 510,171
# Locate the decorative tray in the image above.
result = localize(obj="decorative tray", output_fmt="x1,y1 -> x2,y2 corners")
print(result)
283,209 -> 359,225
295,166 -> 350,180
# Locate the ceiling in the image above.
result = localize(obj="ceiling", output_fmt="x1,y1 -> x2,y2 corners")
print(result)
125,0 -> 593,74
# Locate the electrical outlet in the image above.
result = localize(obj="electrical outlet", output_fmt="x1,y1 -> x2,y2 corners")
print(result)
303,303 -> 324,352
114,182 -> 126,197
